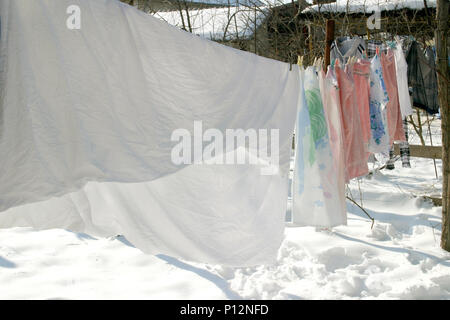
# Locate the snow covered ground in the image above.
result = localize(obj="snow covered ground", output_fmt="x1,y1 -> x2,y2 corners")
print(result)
1,121 -> 449,299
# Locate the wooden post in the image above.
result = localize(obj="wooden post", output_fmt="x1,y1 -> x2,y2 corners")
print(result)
426,113 -> 439,179
324,19 -> 335,71
307,22 -> 313,65
436,0 -> 449,252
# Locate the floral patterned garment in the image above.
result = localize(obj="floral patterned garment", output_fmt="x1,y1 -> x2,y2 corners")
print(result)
292,66 -> 346,228
368,54 -> 390,154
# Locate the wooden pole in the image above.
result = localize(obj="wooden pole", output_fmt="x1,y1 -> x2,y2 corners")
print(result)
436,0 -> 449,252
324,19 -> 335,71
426,113 -> 439,179
307,22 -> 313,65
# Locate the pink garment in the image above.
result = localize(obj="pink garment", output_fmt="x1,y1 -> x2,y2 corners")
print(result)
381,50 -> 406,145
335,64 -> 369,182
319,68 -> 347,223
352,60 -> 371,147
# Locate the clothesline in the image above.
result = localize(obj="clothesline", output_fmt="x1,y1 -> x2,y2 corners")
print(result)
290,35 -> 440,229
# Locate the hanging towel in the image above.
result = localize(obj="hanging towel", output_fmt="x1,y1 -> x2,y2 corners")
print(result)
320,67 -> 347,225
335,64 -> 369,181
381,49 -> 406,145
352,59 -> 372,149
292,67 -> 345,227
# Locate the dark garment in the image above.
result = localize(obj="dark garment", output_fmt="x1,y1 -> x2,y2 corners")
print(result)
400,119 -> 411,168
386,146 -> 396,170
386,120 -> 411,170
406,41 -> 439,114
367,40 -> 388,59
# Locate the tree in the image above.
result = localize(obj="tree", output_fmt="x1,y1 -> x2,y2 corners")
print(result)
436,0 -> 450,251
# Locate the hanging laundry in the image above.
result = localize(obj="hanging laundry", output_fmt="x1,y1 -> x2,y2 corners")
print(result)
385,146 -> 396,170
319,67 -> 347,225
424,47 -> 440,112
406,41 -> 440,114
335,63 -> 369,181
368,54 -> 390,155
352,59 -> 372,148
388,121 -> 412,169
367,40 -> 388,59
292,67 -> 345,227
400,119 -> 412,168
393,37 -> 414,119
330,36 -> 367,64
292,67 -> 316,226
0,0 -> 300,266
381,49 -> 406,145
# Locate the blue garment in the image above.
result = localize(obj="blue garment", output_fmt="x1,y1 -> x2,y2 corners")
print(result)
368,54 -> 390,154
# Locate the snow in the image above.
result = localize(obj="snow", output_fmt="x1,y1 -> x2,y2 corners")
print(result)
153,7 -> 267,40
151,0 -> 316,40
302,0 -> 437,14
151,0 -> 438,40
1,128 -> 449,299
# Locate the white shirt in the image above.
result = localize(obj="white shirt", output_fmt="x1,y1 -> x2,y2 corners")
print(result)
394,37 -> 414,118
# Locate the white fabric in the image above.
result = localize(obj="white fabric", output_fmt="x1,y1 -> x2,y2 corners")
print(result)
292,67 -> 345,227
393,38 -> 414,119
0,0 -> 300,266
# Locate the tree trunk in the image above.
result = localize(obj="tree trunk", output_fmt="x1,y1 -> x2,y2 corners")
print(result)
436,0 -> 450,251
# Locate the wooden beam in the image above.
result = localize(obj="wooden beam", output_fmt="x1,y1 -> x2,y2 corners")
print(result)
393,144 -> 442,160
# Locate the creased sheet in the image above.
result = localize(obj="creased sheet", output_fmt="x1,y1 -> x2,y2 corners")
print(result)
0,0 -> 299,266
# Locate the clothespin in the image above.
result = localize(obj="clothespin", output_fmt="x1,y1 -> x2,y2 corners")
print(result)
376,46 -> 380,56
297,55 -> 304,68
316,57 -> 321,68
